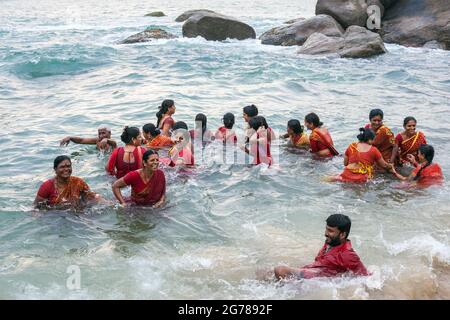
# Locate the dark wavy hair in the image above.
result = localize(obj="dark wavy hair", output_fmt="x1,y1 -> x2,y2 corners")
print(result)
156,99 -> 174,127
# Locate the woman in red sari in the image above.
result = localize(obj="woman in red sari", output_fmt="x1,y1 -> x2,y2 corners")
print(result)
215,112 -> 237,144
365,109 -> 395,165
393,144 -> 443,187
328,128 -> 394,183
142,123 -> 174,149
156,99 -> 176,137
305,113 -> 339,158
161,121 -> 195,167
242,116 -> 272,165
281,119 -> 310,149
392,116 -> 427,165
112,149 -> 166,207
106,127 -> 147,179
34,155 -> 101,209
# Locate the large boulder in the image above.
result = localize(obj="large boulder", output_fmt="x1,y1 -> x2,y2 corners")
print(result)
298,25 -> 387,58
119,28 -> 177,44
380,0 -> 398,9
182,12 -> 256,41
381,0 -> 450,50
260,14 -> 344,46
175,9 -> 216,22
316,0 -> 368,29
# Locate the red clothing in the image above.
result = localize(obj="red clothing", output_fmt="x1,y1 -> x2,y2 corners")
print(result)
37,176 -> 95,206
338,143 -> 382,183
299,240 -> 368,279
159,116 -> 175,132
165,146 -> 195,167
106,146 -> 147,179
123,169 -> 166,206
310,128 -> 339,157
250,132 -> 272,165
365,124 -> 395,162
147,135 -> 173,148
215,126 -> 237,144
395,131 -> 427,163
412,163 -> 444,186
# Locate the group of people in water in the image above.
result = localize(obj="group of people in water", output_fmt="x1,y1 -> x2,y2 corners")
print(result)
32,99 -> 445,281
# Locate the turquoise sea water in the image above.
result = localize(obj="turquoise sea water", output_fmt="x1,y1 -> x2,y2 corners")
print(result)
1,0 -> 450,299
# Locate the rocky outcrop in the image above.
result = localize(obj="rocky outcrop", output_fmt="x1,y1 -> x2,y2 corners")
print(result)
298,26 -> 387,58
316,0 -> 368,29
260,15 -> 344,46
145,11 -> 166,17
284,18 -> 305,24
119,28 -> 177,44
182,12 -> 256,41
381,0 -> 450,50
175,9 -> 216,22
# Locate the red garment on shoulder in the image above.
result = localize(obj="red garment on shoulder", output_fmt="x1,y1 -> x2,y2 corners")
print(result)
160,117 -> 175,130
123,169 -> 166,206
250,132 -> 272,165
412,163 -> 444,186
299,241 -> 368,279
106,146 -> 147,179
365,124 -> 395,162
215,126 -> 237,144
310,128 -> 338,157
338,144 -> 382,183
37,176 -> 93,206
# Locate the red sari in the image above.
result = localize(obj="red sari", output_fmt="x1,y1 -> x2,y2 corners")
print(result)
365,124 -> 395,162
158,116 -> 175,134
215,126 -> 237,144
250,132 -> 272,165
290,133 -> 310,148
123,169 -> 166,206
106,146 -> 147,179
411,163 -> 443,186
37,176 -> 96,207
396,131 -> 427,163
310,128 -> 339,157
337,143 -> 382,183
147,135 -> 173,148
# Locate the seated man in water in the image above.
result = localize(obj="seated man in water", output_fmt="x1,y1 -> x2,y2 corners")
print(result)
274,214 -> 368,280
60,125 -> 117,152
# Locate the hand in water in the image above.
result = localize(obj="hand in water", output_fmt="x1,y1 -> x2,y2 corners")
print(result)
98,138 -> 109,150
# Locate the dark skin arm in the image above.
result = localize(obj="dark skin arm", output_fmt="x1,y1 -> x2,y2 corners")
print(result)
112,178 -> 127,205
60,136 -> 98,146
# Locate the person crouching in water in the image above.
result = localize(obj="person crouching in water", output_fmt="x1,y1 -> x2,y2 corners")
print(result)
274,214 -> 368,280
281,119 -> 310,149
142,123 -> 173,150
112,149 -> 166,208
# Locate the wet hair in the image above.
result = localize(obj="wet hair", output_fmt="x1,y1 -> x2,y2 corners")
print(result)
142,149 -> 158,162
172,121 -> 188,131
287,119 -> 303,134
120,126 -> 140,144
195,113 -> 207,136
403,116 -> 417,127
414,144 -> 434,180
248,116 -> 264,131
54,155 -> 71,169
261,116 -> 269,129
369,109 -> 384,120
357,127 -> 375,142
305,113 -> 323,127
223,113 -> 235,129
243,104 -> 258,118
326,214 -> 351,238
142,123 -> 161,137
156,99 -> 175,127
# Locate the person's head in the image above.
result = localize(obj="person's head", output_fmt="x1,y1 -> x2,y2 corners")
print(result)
369,109 -> 384,130
325,214 -> 351,247
248,116 -> 264,131
304,113 -> 323,130
357,127 -> 375,144
223,112 -> 235,129
243,104 -> 258,123
156,99 -> 176,126
142,149 -> 159,171
142,123 -> 161,140
195,113 -> 207,135
121,126 -> 142,146
97,125 -> 111,140
287,119 -> 303,135
172,121 -> 189,144
403,116 -> 417,135
53,155 -> 72,179
418,144 -> 434,164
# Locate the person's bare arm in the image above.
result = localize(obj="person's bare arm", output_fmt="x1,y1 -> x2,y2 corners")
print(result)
161,124 -> 171,137
60,136 -> 98,146
390,144 -> 399,164
112,178 -> 128,205
343,154 -> 349,166
33,195 -> 48,209
152,194 -> 165,208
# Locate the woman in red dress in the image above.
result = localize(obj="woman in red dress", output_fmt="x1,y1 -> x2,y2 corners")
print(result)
142,123 -> 174,149
156,99 -> 176,137
365,109 -> 395,164
112,149 -> 166,207
190,113 -> 214,145
34,155 -> 101,209
328,128 -> 394,183
304,113 -> 339,158
106,127 -> 147,179
215,112 -> 237,144
392,116 -> 427,165
393,144 -> 443,187
242,116 -> 272,165
163,121 -> 194,167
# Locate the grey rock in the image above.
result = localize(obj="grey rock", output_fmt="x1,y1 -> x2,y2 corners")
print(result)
175,9 -> 216,22
145,11 -> 166,17
182,12 -> 256,41
119,28 -> 177,44
367,0 -> 385,18
423,40 -> 446,50
380,0 -> 398,9
260,14 -> 344,46
283,18 -> 306,24
316,0 -> 368,29
381,0 -> 450,50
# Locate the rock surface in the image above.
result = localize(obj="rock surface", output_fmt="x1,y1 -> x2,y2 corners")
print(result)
145,11 -> 166,17
175,9 -> 216,22
316,0 -> 368,29
119,28 -> 177,44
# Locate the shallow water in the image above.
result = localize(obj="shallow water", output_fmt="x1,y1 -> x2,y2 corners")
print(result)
0,0 -> 450,299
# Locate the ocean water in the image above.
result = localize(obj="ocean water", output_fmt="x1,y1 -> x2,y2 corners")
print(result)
0,0 -> 450,299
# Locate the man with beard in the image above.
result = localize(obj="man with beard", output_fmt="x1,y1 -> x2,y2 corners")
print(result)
274,214 -> 368,280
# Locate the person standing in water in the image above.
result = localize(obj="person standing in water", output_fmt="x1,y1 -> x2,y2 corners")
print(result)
142,123 -> 173,149
364,109 -> 395,167
281,119 -> 310,149
215,112 -> 237,144
304,113 -> 339,158
156,99 -> 176,137
274,214 -> 368,280
392,116 -> 427,165
60,125 -> 117,152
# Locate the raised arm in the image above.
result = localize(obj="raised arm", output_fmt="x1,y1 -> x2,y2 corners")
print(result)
60,136 -> 98,146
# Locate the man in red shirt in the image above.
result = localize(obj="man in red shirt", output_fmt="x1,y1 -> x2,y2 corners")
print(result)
274,214 -> 368,280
